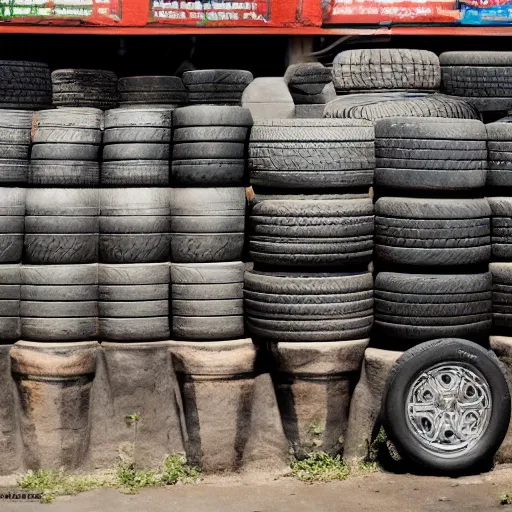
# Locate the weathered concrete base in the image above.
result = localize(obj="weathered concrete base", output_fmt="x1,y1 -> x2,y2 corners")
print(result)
294,104 -> 325,118
169,339 -> 289,473
490,336 -> 512,463
11,341 -> 98,470
242,78 -> 295,120
89,341 -> 184,470
344,347 -> 403,465
272,340 -> 368,458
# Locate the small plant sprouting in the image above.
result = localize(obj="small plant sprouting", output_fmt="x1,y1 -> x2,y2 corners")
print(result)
289,452 -> 350,482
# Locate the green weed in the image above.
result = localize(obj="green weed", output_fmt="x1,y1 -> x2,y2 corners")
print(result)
290,452 -> 350,482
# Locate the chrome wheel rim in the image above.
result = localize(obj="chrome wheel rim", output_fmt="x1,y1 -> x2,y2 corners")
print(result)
406,362 -> 492,457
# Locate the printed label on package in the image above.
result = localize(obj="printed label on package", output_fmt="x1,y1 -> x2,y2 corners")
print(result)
0,0 -> 120,20
151,0 -> 270,24
323,0 -> 459,23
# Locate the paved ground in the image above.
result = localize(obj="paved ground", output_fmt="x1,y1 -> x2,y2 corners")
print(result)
2,465 -> 512,512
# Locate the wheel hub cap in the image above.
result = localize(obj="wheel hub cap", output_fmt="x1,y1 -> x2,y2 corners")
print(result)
406,363 -> 492,456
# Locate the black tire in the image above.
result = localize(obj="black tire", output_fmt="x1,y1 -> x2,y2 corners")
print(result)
173,126 -> 249,142
173,142 -> 245,160
29,160 -> 99,186
490,262 -> 512,328
0,61 -> 51,110
0,265 -> 21,339
171,159 -> 245,186
104,127 -> 170,144
173,316 -> 244,340
0,188 -> 24,263
171,233 -> 244,263
249,118 -> 374,189
173,105 -> 253,127
374,272 -> 491,346
488,197 -> 512,259
51,69 -> 118,110
487,122 -> 512,187
244,270 -> 373,342
118,76 -> 185,93
324,93 -> 481,121
182,69 -> 253,86
382,338 -> 511,473
249,196 -> 373,268
332,49 -> 441,93
440,52 -> 512,111
375,197 -> 491,266
99,317 -> 170,342
170,187 -> 245,216
284,62 -> 333,87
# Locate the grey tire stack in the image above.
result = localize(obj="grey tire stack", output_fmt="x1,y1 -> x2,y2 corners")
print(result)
101,107 -> 172,186
325,49 -> 480,122
51,69 -> 119,110
182,70 -> 253,105
118,76 -> 188,107
486,121 -> 512,188
440,52 -> 512,115
0,265 -> 21,342
30,108 -> 102,186
373,116 -> 491,349
99,262 -> 170,342
170,105 -> 252,340
20,264 -> 98,342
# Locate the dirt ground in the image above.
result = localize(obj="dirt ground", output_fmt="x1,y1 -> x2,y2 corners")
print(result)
2,465 -> 512,512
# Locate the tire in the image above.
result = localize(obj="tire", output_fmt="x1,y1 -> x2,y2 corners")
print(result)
0,61 -> 51,110
104,107 -> 173,129
382,338 -> 511,473
99,188 -> 169,263
29,161 -> 99,186
249,196 -> 373,268
0,159 -> 28,184
182,69 -> 253,86
173,105 -> 253,127
324,93 -> 481,122
34,107 -> 103,129
31,143 -> 99,161
101,160 -> 169,186
171,159 -> 245,186
103,127 -> 170,144
173,142 -> 245,160
98,262 -> 169,342
332,49 -> 441,93
0,264 -> 21,340
374,272 -> 491,347
52,69 -> 118,110
249,118 -> 374,189
20,263 -> 98,342
171,233 -> 244,263
490,262 -> 512,328
0,188 -> 24,263
102,144 -> 169,161
24,189 -> 99,264
173,126 -> 249,142
244,270 -> 373,342
488,197 -> 512,259
284,62 -> 334,87
440,52 -> 512,111
487,122 -> 512,187
169,187 -> 245,216
170,261 -> 243,340
375,197 -> 491,266
118,76 -> 185,93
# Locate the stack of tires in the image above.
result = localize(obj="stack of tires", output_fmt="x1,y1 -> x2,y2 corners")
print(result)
118,76 -> 188,107
101,107 -> 172,186
169,105 -> 252,341
440,52 -> 512,120
487,120 -> 512,335
182,70 -> 253,106
51,69 -> 119,110
30,108 -> 102,186
0,107 -> 31,341
325,49 -> 481,122
245,118 -> 375,344
373,116 -> 492,349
